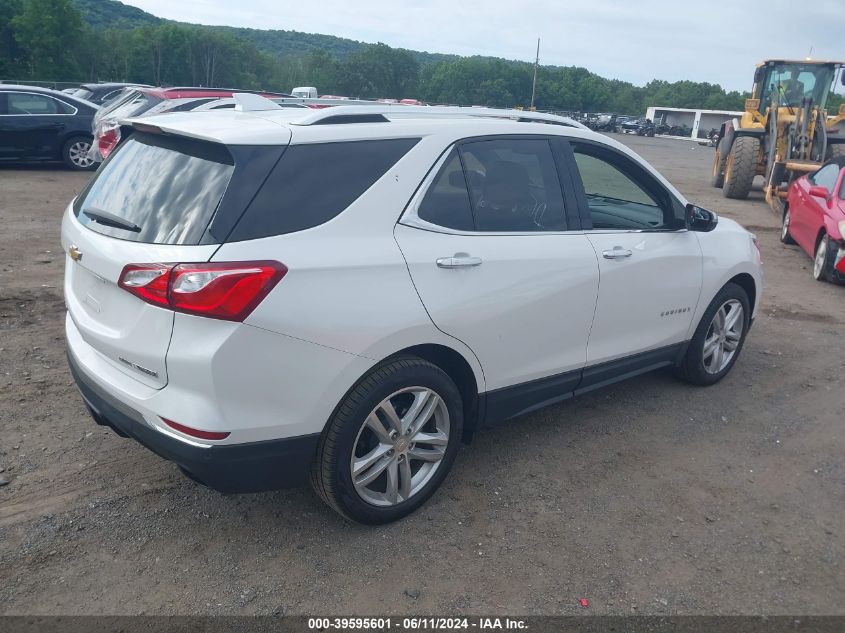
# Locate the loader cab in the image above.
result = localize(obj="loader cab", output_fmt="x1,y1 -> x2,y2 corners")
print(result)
753,61 -> 840,111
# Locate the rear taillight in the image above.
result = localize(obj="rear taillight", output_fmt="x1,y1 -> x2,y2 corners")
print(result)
97,122 -> 120,159
118,261 -> 286,321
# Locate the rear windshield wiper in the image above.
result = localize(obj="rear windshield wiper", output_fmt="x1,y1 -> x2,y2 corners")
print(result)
82,207 -> 142,233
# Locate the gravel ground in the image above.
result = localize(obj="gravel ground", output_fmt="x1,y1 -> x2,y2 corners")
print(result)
0,136 -> 843,616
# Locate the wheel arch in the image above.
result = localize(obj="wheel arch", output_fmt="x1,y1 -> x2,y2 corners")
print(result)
726,272 -> 757,315
391,343 -> 481,443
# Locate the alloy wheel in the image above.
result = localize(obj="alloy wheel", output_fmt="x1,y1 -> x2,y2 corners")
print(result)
350,387 -> 450,507
69,141 -> 94,168
813,238 -> 828,280
781,210 -> 790,241
702,299 -> 744,374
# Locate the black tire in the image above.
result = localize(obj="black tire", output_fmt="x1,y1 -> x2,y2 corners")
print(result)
677,283 -> 751,386
311,356 -> 463,524
812,234 -> 845,284
780,205 -> 797,245
722,136 -> 759,199
62,136 -> 96,171
710,140 -> 727,188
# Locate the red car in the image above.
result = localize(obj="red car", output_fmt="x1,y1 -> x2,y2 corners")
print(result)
781,156 -> 845,282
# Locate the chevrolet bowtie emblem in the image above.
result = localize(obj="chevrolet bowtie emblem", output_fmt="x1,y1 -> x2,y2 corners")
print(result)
68,245 -> 83,262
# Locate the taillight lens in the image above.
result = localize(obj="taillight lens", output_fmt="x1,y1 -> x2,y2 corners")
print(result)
117,261 -> 286,321
118,264 -> 172,307
97,122 -> 120,159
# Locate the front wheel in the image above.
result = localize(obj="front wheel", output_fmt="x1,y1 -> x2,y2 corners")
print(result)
780,206 -> 796,245
723,136 -> 759,199
812,234 -> 844,283
677,283 -> 751,386
62,137 -> 96,171
710,140 -> 727,188
311,356 -> 463,524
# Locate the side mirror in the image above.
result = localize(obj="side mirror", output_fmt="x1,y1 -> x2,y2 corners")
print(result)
808,185 -> 830,199
686,204 -> 719,232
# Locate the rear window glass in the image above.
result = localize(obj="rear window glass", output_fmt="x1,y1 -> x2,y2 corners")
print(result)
228,138 -> 419,241
74,133 -> 234,245
99,91 -> 157,121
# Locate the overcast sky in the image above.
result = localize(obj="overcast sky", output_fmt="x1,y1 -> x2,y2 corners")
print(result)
123,0 -> 844,92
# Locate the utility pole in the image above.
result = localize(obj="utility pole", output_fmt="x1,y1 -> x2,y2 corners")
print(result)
530,38 -> 540,111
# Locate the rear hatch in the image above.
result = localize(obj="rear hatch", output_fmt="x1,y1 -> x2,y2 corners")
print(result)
62,131 -> 238,388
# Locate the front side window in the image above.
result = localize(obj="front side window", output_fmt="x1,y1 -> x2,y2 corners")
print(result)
7,92 -> 72,115
810,163 -> 840,192
572,144 -> 673,230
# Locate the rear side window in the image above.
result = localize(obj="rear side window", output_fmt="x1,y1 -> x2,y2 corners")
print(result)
461,139 -> 566,232
418,149 -> 475,231
7,92 -> 73,115
74,134 -> 234,245
229,138 -> 419,241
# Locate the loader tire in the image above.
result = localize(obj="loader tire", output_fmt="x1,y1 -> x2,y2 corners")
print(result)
723,136 -> 759,200
710,140 -> 727,188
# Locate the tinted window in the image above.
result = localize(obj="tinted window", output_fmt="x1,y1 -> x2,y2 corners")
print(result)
99,91 -> 157,121
229,138 -> 419,241
811,163 -> 839,191
572,144 -> 672,230
7,92 -> 72,115
417,149 -> 475,231
74,134 -> 234,245
459,138 -> 566,232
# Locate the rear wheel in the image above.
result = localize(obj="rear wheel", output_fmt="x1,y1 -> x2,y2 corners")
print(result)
311,356 -> 463,524
723,136 -> 759,199
62,137 -> 96,171
677,283 -> 750,386
780,205 -> 796,245
710,140 -> 727,188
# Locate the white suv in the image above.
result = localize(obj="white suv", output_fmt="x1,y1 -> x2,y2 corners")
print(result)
62,102 -> 763,524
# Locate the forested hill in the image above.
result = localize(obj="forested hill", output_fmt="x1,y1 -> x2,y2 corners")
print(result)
72,0 -> 159,28
2,0 -> 751,113
70,0 -> 455,65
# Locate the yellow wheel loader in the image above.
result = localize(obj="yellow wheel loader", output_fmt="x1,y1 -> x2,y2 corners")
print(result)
711,59 -> 845,211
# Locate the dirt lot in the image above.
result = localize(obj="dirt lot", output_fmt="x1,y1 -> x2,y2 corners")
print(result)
0,136 -> 843,616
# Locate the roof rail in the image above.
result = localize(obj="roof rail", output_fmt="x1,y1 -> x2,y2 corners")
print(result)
289,105 -> 587,129
232,93 -> 283,112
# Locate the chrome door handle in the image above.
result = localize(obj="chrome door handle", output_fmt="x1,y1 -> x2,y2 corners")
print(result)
602,247 -> 633,259
436,253 -> 483,268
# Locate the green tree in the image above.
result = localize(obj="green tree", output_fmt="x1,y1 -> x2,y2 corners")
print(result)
0,0 -> 24,77
337,43 -> 419,99
12,0 -> 84,79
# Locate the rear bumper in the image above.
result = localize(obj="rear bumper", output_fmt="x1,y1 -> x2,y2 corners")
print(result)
68,351 -> 320,493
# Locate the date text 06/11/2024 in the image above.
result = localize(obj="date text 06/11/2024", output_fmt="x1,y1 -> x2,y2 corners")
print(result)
307,617 -> 529,630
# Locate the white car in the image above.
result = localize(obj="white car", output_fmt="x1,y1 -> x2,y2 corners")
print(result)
62,102 -> 763,524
